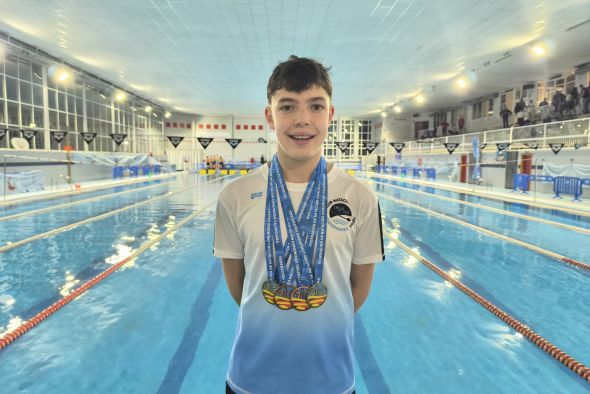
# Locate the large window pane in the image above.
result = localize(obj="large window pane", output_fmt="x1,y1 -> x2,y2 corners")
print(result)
58,92 -> 66,111
0,99 -> 5,124
18,61 -> 32,82
48,89 -> 57,109
59,112 -> 67,130
32,63 -> 43,84
32,84 -> 43,107
20,81 -> 32,104
5,55 -> 18,78
76,97 -> 83,115
6,77 -> 18,101
76,115 -> 84,132
67,94 -> 75,113
21,104 -> 33,126
0,75 -> 4,99
49,110 -> 58,129
7,101 -> 19,125
33,107 -> 44,128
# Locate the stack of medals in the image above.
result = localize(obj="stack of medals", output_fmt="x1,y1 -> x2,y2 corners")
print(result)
262,155 -> 328,311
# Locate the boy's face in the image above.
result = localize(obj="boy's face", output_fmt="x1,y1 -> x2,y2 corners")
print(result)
265,85 -> 334,164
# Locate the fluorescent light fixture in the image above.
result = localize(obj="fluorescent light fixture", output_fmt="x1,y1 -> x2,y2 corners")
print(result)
99,91 -> 107,99
144,105 -> 152,113
114,91 -> 127,102
164,111 -> 171,118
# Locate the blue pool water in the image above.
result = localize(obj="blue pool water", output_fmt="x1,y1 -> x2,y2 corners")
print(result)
0,171 -> 588,393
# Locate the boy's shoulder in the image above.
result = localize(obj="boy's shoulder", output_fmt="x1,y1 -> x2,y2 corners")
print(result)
331,165 -> 378,202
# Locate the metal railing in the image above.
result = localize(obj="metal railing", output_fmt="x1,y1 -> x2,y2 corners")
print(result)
404,116 -> 590,155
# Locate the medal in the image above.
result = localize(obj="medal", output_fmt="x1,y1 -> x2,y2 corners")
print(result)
262,280 -> 279,305
291,286 -> 310,311
307,283 -> 328,308
274,284 -> 295,310
263,155 -> 329,311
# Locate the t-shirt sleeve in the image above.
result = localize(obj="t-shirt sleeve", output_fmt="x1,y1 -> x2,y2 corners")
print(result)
352,199 -> 385,265
213,192 -> 245,259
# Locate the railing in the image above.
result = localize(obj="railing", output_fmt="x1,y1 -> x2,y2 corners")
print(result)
403,117 -> 590,155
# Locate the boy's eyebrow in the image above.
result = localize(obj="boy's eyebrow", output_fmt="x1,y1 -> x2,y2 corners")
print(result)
276,97 -> 328,104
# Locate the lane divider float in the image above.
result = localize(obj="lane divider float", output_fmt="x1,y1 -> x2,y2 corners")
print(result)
390,235 -> 590,383
377,192 -> 590,272
370,172 -> 590,218
0,174 -> 233,254
369,177 -> 590,235
0,198 -> 219,351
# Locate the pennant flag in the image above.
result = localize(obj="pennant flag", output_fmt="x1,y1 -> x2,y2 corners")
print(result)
335,141 -> 351,153
167,136 -> 184,148
363,142 -> 379,154
444,142 -> 459,154
574,143 -> 585,150
257,137 -> 268,143
81,132 -> 97,144
496,143 -> 510,152
549,143 -> 564,155
226,138 -> 242,149
110,133 -> 127,146
0,128 -> 6,141
197,137 -> 213,149
479,143 -> 487,150
390,142 -> 405,153
21,129 -> 38,142
524,142 -> 539,150
50,130 -> 68,144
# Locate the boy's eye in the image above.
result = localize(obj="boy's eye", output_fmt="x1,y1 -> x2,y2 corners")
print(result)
311,104 -> 325,111
279,105 -> 294,111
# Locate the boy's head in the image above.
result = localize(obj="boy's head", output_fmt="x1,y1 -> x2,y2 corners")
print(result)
267,55 -> 332,103
264,56 -> 335,166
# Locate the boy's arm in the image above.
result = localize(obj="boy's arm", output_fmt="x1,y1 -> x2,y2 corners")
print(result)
222,258 -> 245,305
350,263 -> 375,313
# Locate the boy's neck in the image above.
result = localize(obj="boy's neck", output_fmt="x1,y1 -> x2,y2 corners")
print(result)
275,152 -> 324,183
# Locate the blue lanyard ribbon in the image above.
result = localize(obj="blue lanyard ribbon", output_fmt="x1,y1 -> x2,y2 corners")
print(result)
263,155 -> 328,286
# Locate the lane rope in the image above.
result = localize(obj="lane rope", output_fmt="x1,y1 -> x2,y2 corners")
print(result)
0,179 -> 174,223
0,175 -> 233,254
369,177 -> 590,235
389,235 -> 590,383
377,192 -> 590,272
370,172 -> 590,218
0,198 -> 219,351
0,172 -> 179,208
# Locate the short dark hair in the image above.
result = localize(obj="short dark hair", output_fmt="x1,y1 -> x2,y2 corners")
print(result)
267,55 -> 332,103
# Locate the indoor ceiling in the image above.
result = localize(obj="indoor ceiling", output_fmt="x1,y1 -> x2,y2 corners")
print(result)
1,0 -> 589,117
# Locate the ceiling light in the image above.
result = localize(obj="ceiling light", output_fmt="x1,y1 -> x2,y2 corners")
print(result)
99,91 -> 107,100
164,111 -> 171,118
380,111 -> 387,118
152,113 -> 158,118
415,94 -> 425,105
456,78 -> 467,88
144,105 -> 152,113
532,44 -> 545,56
29,122 -> 37,128
131,106 -> 137,112
394,105 -> 402,113
48,64 -> 72,83
114,91 -> 127,102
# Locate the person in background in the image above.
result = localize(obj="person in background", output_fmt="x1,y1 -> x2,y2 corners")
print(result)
441,120 -> 450,137
539,98 -> 551,123
581,84 -> 590,115
458,115 -> 465,133
260,154 -> 266,165
499,104 -> 512,128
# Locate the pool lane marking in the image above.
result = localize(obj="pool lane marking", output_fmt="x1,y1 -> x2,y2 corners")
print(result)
0,180 -> 173,222
0,199 -> 218,351
389,235 -> 590,384
370,178 -> 590,235
0,171 -> 180,208
0,175 -> 233,254
370,173 -> 590,218
377,192 -> 590,272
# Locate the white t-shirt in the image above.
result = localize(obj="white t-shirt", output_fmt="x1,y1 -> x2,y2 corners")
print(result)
214,163 -> 384,394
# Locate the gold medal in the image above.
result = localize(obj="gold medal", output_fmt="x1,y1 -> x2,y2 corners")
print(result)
274,284 -> 295,310
290,286 -> 310,311
307,283 -> 328,308
262,280 -> 279,305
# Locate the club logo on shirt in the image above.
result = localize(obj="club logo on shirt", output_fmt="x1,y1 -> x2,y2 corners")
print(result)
327,198 -> 355,231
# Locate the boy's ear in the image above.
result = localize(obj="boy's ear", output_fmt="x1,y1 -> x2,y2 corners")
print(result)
329,105 -> 335,122
264,106 -> 275,130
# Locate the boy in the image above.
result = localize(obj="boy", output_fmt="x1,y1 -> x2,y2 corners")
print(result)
214,55 -> 384,394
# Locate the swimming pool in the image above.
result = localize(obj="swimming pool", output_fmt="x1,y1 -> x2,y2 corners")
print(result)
0,171 -> 588,393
